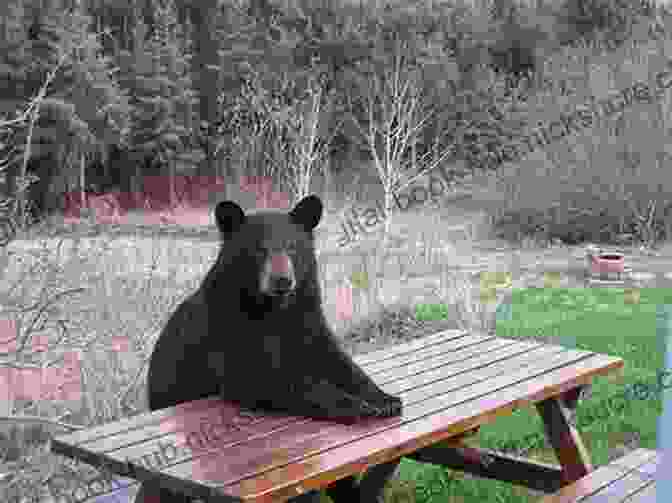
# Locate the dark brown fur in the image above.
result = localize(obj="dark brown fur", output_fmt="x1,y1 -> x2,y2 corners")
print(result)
136,195 -> 402,503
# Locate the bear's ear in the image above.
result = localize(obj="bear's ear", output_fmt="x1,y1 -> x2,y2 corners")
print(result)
215,201 -> 246,236
289,194 -> 322,231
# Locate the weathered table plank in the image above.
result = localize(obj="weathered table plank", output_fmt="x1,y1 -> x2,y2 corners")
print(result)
225,352 -> 622,502
51,330 -> 624,502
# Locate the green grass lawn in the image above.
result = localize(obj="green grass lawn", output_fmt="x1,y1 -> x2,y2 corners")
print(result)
414,303 -> 451,322
396,287 -> 672,503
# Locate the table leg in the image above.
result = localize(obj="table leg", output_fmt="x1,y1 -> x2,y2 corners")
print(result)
358,458 -> 401,503
325,458 -> 401,503
134,481 -> 194,503
561,384 -> 590,411
535,392 -> 593,485
325,474 -> 360,503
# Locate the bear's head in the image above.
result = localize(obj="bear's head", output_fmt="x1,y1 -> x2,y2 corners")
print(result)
208,194 -> 323,313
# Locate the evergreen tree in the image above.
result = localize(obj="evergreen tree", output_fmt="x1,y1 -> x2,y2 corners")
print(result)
127,0 -> 197,209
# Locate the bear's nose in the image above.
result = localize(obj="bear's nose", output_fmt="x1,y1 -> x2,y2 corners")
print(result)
269,276 -> 295,295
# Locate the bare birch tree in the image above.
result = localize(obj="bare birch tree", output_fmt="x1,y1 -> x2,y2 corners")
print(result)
348,41 -> 455,242
285,83 -> 325,202
283,80 -> 339,204
1,46 -> 71,242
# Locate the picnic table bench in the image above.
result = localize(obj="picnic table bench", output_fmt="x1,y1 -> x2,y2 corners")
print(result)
540,448 -> 660,503
51,329 -> 623,502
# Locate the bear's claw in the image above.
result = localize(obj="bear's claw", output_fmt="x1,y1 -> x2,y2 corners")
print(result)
224,377 -> 403,421
304,378 -> 402,420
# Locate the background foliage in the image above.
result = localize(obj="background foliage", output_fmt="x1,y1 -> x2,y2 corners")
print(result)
0,0 -> 670,246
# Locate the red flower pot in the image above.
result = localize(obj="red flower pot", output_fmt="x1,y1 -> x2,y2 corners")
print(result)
591,252 -> 625,279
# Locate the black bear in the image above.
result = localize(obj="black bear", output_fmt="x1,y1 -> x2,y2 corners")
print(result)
135,195 -> 403,503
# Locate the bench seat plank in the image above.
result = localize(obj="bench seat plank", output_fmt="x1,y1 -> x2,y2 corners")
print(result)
51,331 -> 624,502
540,448 -> 659,503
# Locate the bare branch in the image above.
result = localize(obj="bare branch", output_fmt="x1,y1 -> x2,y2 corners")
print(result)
394,146 -> 457,194
4,39 -> 87,229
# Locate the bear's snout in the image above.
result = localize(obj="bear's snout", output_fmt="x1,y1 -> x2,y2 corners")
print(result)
269,276 -> 294,294
261,253 -> 296,296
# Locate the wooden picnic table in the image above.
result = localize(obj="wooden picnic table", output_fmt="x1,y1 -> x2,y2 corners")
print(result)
51,329 -> 624,503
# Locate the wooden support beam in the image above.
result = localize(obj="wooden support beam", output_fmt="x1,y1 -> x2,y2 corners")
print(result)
536,396 -> 593,485
561,384 -> 590,411
406,443 -> 564,493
